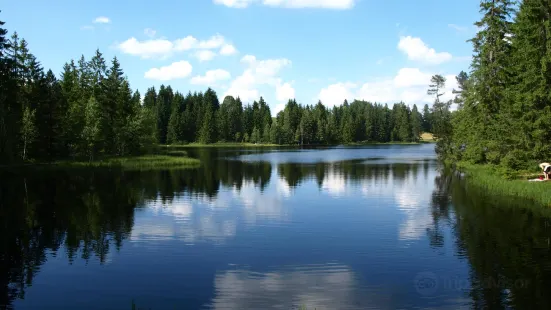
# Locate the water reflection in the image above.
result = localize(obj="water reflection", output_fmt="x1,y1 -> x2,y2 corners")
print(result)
429,170 -> 551,309
1,145 -> 551,309
206,264 -> 377,310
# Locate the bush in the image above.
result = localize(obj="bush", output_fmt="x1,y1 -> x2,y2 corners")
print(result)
501,150 -> 526,171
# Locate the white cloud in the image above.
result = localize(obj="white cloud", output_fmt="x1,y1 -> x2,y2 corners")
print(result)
275,81 -> 295,102
198,34 -> 226,49
80,25 -> 94,31
191,69 -> 232,86
318,82 -> 356,107
398,36 -> 452,65
118,37 -> 174,59
173,36 -> 198,51
225,55 -> 292,103
144,28 -> 156,38
220,44 -> 238,56
214,0 -> 356,9
318,68 -> 458,107
144,61 -> 193,81
93,16 -> 110,24
194,50 -> 217,62
393,68 -> 432,88
214,0 -> 254,8
117,34 -> 232,59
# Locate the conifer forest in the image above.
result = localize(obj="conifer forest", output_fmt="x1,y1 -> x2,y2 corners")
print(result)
2,0 -> 550,170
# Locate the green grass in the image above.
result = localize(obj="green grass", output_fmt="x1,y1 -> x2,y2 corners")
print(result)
172,142 -> 282,148
56,154 -> 200,170
455,162 -> 551,207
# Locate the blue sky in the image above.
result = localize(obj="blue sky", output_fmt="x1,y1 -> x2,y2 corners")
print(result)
3,0 -> 479,113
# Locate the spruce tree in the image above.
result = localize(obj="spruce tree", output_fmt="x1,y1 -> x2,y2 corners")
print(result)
507,0 -> 551,161
410,104 -> 423,141
422,104 -> 432,133
0,12 -> 19,163
20,106 -> 36,160
82,96 -> 100,161
453,0 -> 516,163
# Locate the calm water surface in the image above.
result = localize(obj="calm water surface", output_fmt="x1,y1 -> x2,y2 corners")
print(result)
2,144 -> 551,309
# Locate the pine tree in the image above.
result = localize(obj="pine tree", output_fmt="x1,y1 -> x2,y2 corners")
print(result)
35,69 -> 63,161
60,60 -> 83,157
20,106 -> 36,161
452,0 -> 516,163
100,56 -> 125,153
167,101 -> 181,144
263,123 -> 271,143
251,127 -> 261,144
452,71 -> 469,109
198,88 -> 218,143
410,104 -> 423,141
422,104 -> 432,133
506,0 -> 551,162
0,11 -> 19,163
427,75 -> 446,103
82,96 -> 100,161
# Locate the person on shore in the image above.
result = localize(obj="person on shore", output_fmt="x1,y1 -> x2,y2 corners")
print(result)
539,162 -> 551,180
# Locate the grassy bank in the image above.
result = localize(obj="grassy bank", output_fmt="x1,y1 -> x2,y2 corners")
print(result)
173,142 -> 281,148
454,162 -> 551,207
56,154 -> 201,170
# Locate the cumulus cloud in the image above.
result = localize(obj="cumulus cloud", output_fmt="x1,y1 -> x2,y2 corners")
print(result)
214,0 -> 356,9
118,37 -> 174,59
117,34 -> 233,59
144,61 -> 193,81
318,82 -> 357,107
225,55 -> 292,103
398,36 -> 452,65
220,44 -> 238,56
93,16 -> 110,24
318,68 -> 458,107
144,28 -> 156,38
194,50 -> 217,62
191,69 -> 232,86
275,81 -> 296,103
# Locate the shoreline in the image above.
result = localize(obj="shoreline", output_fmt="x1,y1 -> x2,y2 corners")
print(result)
167,141 -> 435,148
451,162 -> 551,208
0,141 -> 435,170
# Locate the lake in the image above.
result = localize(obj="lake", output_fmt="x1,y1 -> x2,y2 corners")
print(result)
1,144 -> 550,309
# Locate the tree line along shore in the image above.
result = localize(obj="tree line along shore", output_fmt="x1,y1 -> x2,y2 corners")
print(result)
0,10 -> 443,168
4,0 -> 551,208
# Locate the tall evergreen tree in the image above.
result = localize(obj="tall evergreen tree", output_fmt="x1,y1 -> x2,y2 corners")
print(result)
452,71 -> 469,109
506,0 -> 551,162
422,104 -> 432,133
82,96 -> 100,161
410,104 -> 423,141
453,0 -> 516,164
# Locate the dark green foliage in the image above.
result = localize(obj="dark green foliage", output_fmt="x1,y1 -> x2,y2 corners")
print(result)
437,0 -> 551,170
0,16 -> 158,164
